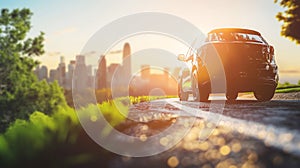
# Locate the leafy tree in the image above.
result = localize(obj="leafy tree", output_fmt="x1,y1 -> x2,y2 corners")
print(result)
0,8 -> 66,131
275,0 -> 300,44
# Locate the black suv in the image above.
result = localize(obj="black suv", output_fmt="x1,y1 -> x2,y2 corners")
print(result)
178,28 -> 279,102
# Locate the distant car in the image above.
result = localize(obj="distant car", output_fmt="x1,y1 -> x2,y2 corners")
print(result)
178,28 -> 279,102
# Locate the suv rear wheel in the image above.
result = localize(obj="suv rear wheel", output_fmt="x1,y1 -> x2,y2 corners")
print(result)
199,85 -> 210,102
179,91 -> 188,101
192,74 -> 200,101
254,86 -> 276,101
178,81 -> 189,101
226,91 -> 238,101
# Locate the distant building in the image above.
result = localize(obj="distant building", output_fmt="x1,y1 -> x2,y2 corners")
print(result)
122,42 -> 131,77
57,56 -> 66,87
86,64 -> 94,88
74,55 -> 88,90
36,42 -> 135,92
129,65 -> 177,96
76,55 -> 85,65
66,60 -> 76,89
97,55 -> 107,90
87,65 -> 93,76
39,65 -> 48,81
34,65 -> 48,81
49,69 -> 58,83
107,63 -> 121,87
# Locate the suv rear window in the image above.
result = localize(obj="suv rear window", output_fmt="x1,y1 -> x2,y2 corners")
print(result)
207,32 -> 266,44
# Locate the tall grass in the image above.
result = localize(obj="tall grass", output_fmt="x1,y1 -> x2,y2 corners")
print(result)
276,81 -> 300,93
0,95 -> 173,167
0,105 -> 79,167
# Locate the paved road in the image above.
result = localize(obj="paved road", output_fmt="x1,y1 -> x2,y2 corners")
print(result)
110,94 -> 300,168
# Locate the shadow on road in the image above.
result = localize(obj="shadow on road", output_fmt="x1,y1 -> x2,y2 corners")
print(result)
190,99 -> 259,104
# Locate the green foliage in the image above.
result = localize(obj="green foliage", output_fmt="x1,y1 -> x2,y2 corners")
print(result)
95,88 -> 112,103
276,81 -> 300,93
0,8 -> 44,56
76,99 -> 128,126
277,81 -> 291,88
0,79 -> 68,132
0,99 -> 133,167
129,95 -> 176,104
64,89 -> 74,107
276,87 -> 300,93
0,8 -> 44,98
20,80 -> 67,115
0,95 -> 176,167
0,8 -> 68,131
275,0 -> 300,44
94,88 -> 175,104
98,101 -> 128,126
276,81 -> 300,88
0,105 -> 80,167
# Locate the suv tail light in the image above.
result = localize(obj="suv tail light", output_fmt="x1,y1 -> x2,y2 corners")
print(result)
262,46 -> 269,61
262,46 -> 268,54
270,45 -> 274,55
269,45 -> 275,63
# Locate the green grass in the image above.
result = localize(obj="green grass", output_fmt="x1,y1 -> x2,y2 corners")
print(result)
0,105 -> 80,166
128,95 -> 177,104
0,95 -> 177,167
276,87 -> 300,93
276,81 -> 300,93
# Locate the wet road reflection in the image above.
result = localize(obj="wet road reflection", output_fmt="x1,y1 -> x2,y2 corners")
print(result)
109,95 -> 300,168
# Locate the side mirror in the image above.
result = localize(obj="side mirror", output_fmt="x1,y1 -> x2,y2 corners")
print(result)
177,54 -> 186,61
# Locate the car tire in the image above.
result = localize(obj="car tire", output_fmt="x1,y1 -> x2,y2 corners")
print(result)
226,91 -> 238,101
179,91 -> 188,101
199,85 -> 210,102
192,74 -> 200,101
178,80 -> 189,101
254,86 -> 276,101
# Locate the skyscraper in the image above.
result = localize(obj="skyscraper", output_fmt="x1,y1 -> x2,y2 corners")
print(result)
97,55 -> 107,89
39,65 -> 48,81
123,42 -> 131,77
86,65 -> 93,76
58,56 -> 66,87
107,63 -> 121,87
49,69 -> 58,83
74,55 -> 88,90
34,65 -> 48,81
76,55 -> 85,65
66,60 -> 76,89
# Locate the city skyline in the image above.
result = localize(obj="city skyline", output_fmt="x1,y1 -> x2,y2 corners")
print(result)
34,42 -> 178,95
3,0 -> 300,84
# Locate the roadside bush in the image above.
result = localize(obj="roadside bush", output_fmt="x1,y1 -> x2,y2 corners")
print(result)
0,80 -> 67,132
0,99 -> 130,167
95,88 -> 112,103
0,105 -> 79,167
0,95 -> 176,167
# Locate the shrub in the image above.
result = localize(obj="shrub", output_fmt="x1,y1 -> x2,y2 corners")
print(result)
0,105 -> 79,167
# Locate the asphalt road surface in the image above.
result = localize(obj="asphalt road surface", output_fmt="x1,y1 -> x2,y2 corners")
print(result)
109,93 -> 300,168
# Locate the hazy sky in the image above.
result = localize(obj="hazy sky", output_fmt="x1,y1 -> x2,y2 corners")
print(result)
1,0 -> 300,83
